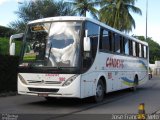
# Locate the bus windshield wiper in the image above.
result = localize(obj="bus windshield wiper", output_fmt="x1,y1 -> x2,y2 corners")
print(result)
47,43 -> 61,69
48,43 -> 52,61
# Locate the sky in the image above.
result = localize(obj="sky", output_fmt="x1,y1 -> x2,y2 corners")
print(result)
0,0 -> 160,44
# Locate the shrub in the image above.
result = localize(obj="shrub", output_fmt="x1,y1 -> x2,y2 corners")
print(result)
0,55 -> 19,93
0,37 -> 22,55
0,26 -> 15,37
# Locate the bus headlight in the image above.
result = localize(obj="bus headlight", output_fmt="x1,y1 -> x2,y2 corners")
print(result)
62,75 -> 78,86
18,74 -> 27,85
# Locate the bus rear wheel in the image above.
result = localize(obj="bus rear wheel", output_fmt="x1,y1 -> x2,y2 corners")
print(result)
94,79 -> 105,102
131,76 -> 138,91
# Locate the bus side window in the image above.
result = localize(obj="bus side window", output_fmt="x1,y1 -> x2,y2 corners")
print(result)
91,36 -> 98,59
120,36 -> 125,54
129,40 -> 133,56
124,38 -> 129,55
83,21 -> 99,69
109,31 -> 113,51
100,29 -> 110,52
141,44 -> 144,58
136,42 -> 139,57
146,46 -> 148,58
84,21 -> 99,57
144,46 -> 147,58
114,34 -> 120,53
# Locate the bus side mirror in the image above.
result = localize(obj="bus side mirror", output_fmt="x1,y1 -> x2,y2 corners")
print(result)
9,33 -> 24,56
10,42 -> 16,56
83,30 -> 91,52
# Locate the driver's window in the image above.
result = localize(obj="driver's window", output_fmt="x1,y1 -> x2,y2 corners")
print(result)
83,21 -> 99,69
23,23 -> 49,61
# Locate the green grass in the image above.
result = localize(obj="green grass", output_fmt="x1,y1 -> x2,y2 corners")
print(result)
0,37 -> 22,56
23,53 -> 36,61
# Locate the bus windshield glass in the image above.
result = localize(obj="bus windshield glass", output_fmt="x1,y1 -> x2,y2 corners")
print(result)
20,21 -> 81,68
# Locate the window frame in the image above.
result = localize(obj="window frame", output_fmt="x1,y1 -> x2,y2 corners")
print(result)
99,28 -> 113,53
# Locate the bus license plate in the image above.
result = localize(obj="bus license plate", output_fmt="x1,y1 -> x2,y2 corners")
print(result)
38,93 -> 48,97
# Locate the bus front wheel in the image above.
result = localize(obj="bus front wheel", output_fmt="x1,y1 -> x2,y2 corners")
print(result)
94,79 -> 105,102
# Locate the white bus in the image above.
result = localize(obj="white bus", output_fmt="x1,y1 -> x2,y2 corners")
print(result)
10,16 -> 149,102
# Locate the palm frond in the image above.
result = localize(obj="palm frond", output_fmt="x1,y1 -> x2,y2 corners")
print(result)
99,0 -> 142,32
10,0 -> 76,32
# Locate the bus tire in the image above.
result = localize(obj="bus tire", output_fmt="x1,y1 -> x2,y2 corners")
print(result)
131,76 -> 138,91
94,79 -> 105,102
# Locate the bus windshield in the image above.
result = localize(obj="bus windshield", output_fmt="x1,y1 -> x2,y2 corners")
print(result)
20,21 -> 82,68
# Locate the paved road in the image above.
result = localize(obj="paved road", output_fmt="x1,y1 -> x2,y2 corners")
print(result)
0,76 -> 160,120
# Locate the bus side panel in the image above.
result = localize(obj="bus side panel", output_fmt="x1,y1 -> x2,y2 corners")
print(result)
95,52 -> 148,92
80,72 -> 98,98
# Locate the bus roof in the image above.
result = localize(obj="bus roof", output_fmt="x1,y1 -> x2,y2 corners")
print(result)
28,16 -> 148,46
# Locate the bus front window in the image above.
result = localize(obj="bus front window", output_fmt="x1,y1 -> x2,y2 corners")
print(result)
22,23 -> 50,65
46,22 -> 81,67
20,22 -> 81,68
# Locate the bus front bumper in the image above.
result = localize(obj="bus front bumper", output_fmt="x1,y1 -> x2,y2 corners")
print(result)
18,77 -> 81,98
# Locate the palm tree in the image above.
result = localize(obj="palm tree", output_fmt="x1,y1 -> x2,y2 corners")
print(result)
99,0 -> 142,33
9,0 -> 76,32
9,21 -> 26,33
67,0 -> 100,19
56,0 -> 76,16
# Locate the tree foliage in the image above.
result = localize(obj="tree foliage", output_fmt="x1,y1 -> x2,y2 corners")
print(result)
9,0 -> 143,35
67,0 -> 99,19
99,0 -> 142,33
0,26 -> 15,37
133,35 -> 160,64
9,0 -> 142,33
9,0 -> 76,32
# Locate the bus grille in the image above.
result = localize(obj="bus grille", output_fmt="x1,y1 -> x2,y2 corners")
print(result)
27,80 -> 62,85
28,87 -> 59,93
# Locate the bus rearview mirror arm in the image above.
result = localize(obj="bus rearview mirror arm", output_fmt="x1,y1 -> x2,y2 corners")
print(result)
9,33 -> 24,56
83,30 -> 91,52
